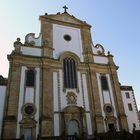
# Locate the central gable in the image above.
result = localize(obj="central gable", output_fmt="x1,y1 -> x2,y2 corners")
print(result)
40,12 -> 91,27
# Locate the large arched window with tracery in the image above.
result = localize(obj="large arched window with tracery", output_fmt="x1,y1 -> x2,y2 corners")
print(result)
63,58 -> 77,89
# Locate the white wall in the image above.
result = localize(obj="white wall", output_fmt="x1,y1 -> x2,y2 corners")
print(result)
54,114 -> 60,136
53,70 -> 92,135
58,70 -> 89,110
53,72 -> 59,112
86,113 -> 92,135
25,33 -> 42,47
96,73 -> 120,132
16,66 -> 40,138
0,85 -> 6,138
16,66 -> 27,138
25,88 -> 34,103
121,90 -> 140,133
53,71 -> 60,136
94,56 -> 108,64
35,67 -> 40,137
21,46 -> 42,56
96,73 -> 106,131
81,73 -> 90,111
53,24 -> 83,61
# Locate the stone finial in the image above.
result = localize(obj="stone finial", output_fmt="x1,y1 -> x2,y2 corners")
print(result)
13,38 -> 22,53
108,51 -> 115,65
107,51 -> 111,55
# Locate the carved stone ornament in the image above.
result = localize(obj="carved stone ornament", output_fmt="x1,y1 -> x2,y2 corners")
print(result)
13,38 -> 22,53
92,43 -> 105,55
66,92 -> 77,104
105,116 -> 117,124
24,33 -> 36,46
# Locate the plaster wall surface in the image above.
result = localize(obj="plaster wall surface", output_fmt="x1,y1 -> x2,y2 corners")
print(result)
121,90 -> 140,132
94,56 -> 108,64
53,24 -> 83,61
21,46 -> 42,56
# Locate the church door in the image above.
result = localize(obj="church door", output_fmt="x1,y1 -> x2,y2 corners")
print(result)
108,123 -> 115,132
24,128 -> 32,140
68,120 -> 79,135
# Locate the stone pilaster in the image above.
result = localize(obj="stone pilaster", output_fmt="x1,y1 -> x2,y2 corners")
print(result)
3,55 -> 21,139
81,27 -> 94,63
42,41 -> 54,58
108,54 -> 129,131
87,67 -> 104,133
40,64 -> 53,136
111,71 -> 128,131
40,19 -> 54,58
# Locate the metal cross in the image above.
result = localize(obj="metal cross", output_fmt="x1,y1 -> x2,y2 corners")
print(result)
63,5 -> 68,13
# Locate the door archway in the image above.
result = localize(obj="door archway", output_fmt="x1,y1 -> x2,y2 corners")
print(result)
63,105 -> 85,135
68,120 -> 79,135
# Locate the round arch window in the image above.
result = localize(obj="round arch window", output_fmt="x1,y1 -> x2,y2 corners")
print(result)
63,34 -> 72,41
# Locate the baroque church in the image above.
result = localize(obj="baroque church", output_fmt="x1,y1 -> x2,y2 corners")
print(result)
0,6 -> 140,139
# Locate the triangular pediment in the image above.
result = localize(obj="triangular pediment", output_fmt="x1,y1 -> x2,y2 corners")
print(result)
40,12 -> 91,27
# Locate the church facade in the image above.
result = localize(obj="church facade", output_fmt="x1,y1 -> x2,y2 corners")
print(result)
0,7 -> 140,139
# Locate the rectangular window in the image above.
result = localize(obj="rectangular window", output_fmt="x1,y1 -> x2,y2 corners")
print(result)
26,70 -> 35,87
125,92 -> 130,98
101,76 -> 109,90
128,103 -> 133,111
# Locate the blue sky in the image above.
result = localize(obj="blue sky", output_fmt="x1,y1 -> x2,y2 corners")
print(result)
0,0 -> 140,109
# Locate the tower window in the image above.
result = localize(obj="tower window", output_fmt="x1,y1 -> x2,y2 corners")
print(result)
128,103 -> 133,111
63,58 -> 77,88
101,76 -> 109,90
125,92 -> 130,98
26,70 -> 35,87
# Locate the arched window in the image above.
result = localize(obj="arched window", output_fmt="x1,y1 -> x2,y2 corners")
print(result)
26,70 -> 35,87
101,76 -> 109,90
63,58 -> 77,89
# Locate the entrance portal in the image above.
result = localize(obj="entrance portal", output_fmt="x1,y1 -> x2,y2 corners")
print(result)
68,120 -> 79,135
108,123 -> 115,132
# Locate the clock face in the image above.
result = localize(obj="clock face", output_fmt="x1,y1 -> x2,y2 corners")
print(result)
106,106 -> 112,113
